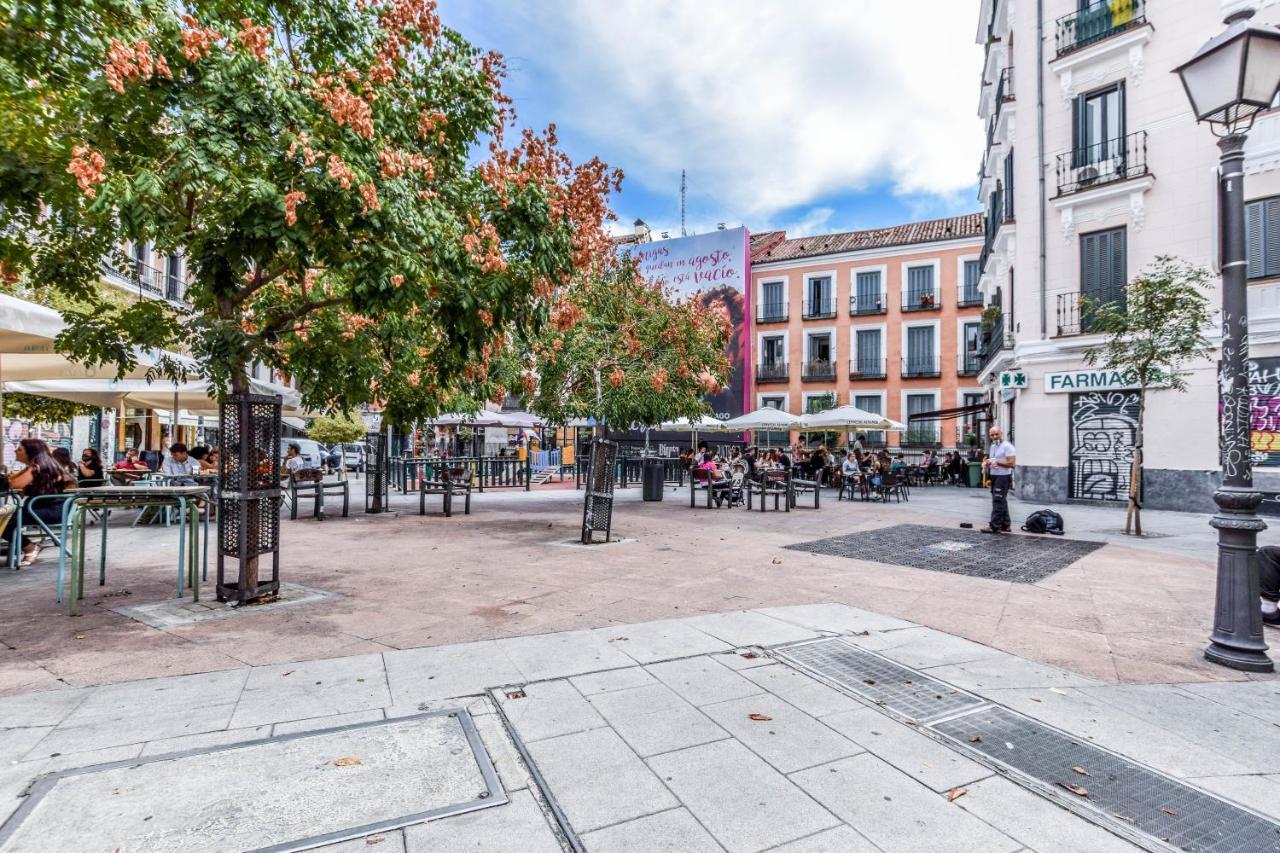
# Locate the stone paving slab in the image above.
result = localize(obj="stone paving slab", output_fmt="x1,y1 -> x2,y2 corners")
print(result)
0,712 -> 498,853
401,788 -> 562,853
647,739 -> 841,853
383,640 -> 525,706
701,694 -> 862,774
953,775 -> 1144,853
569,665 -> 656,696
590,619 -> 734,664
497,629 -> 638,682
819,706 -> 992,792
587,684 -> 728,758
738,662 -> 865,718
753,602 -> 916,634
680,611 -> 822,648
496,679 -> 607,743
645,656 -> 766,707
111,581 -> 337,628
579,807 -> 724,853
229,653 -> 391,728
768,825 -> 881,853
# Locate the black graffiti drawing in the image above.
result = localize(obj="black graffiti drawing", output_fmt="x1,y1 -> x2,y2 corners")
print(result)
1070,391 -> 1139,501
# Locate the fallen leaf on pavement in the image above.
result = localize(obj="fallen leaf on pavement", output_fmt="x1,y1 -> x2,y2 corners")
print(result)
75,634 -> 86,640
328,756 -> 362,766
947,787 -> 967,802
740,652 -> 758,659
1057,782 -> 1089,797
771,558 -> 782,565
969,735 -> 982,743
365,836 -> 386,846
862,678 -> 876,685
854,630 -> 870,636
282,670 -> 295,677
748,713 -> 772,721
1071,766 -> 1090,776
1029,697 -> 1042,703
1161,807 -> 1179,816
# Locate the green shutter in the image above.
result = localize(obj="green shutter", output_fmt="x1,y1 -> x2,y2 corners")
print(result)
1108,227 -> 1126,306
1266,198 -> 1280,279
1247,199 -> 1265,280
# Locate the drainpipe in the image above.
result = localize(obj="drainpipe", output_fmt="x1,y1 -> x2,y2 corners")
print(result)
1037,0 -> 1048,339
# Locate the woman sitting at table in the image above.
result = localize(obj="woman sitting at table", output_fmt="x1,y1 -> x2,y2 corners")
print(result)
50,447 -> 78,481
111,448 -> 151,485
2,439 -> 73,566
77,448 -> 104,487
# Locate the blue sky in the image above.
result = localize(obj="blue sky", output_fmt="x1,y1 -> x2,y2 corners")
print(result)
439,1 -> 986,239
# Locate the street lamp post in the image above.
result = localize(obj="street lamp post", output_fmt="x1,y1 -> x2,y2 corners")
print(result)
1175,9 -> 1280,672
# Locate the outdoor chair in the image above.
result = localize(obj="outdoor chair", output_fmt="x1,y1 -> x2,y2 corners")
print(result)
689,468 -> 731,509
878,471 -> 909,504
747,470 -> 790,512
287,472 -> 350,519
420,467 -> 472,517
789,469 -> 822,510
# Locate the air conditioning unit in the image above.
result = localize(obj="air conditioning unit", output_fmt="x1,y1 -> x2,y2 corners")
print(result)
1077,165 -> 1100,187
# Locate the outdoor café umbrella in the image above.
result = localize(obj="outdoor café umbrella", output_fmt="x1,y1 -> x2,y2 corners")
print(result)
797,404 -> 907,432
3,376 -> 305,415
719,407 -> 802,432
490,410 -> 545,429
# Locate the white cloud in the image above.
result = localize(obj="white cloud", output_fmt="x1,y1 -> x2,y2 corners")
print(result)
455,1 -> 985,223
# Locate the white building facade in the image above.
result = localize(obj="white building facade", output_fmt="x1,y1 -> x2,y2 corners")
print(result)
974,0 -> 1280,512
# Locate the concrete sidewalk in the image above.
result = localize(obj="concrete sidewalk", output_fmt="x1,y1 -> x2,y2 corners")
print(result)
1,604 -> 1276,852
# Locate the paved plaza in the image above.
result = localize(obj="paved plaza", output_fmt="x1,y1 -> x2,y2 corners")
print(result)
0,483 -> 1278,851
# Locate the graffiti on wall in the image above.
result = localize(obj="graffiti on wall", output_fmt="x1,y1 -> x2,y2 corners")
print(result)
1069,391 -> 1139,501
1248,357 -> 1280,467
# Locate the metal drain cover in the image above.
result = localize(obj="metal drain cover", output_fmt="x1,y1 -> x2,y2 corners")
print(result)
934,707 -> 1280,853
776,639 -> 984,723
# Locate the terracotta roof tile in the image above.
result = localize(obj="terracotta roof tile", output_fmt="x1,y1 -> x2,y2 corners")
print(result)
751,213 -> 983,264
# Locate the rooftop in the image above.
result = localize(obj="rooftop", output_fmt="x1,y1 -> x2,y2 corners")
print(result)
751,213 -> 984,264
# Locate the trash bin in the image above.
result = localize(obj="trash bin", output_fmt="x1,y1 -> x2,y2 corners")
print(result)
642,458 -> 665,501
966,461 -> 983,488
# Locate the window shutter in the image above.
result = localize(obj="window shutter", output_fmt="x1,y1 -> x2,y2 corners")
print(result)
1108,227 -> 1126,305
1072,94 -> 1087,169
1266,198 -> 1280,279
1247,200 -> 1265,279
1080,232 -> 1100,298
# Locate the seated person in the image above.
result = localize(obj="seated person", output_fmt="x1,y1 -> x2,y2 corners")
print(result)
282,443 -> 311,480
3,439 -> 72,566
1258,545 -> 1280,628
77,447 -> 105,487
161,442 -> 200,485
841,450 -> 860,486
891,453 -> 907,473
112,448 -> 151,484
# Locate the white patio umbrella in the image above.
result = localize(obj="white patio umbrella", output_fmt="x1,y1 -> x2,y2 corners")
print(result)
4,377 -> 304,415
655,414 -> 733,432
719,407 -> 802,431
797,404 -> 907,432
428,411 -> 503,427
490,410 -> 545,429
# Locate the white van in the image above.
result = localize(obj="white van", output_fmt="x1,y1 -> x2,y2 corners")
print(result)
280,438 -> 327,470
338,443 -> 368,471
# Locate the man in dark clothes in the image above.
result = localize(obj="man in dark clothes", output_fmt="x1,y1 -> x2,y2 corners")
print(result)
1259,545 -> 1280,627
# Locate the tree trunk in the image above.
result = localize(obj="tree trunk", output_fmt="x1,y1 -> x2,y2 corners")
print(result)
1126,390 -> 1145,536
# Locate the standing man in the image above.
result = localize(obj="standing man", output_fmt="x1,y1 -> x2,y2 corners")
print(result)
982,426 -> 1016,534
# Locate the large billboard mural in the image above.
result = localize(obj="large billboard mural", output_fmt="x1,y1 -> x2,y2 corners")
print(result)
627,227 -> 750,421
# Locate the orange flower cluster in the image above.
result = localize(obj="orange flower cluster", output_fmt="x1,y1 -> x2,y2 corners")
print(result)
390,274 -> 405,288
608,367 -> 625,388
417,111 -> 449,142
339,313 -> 377,340
180,16 -> 220,62
461,221 -> 506,273
103,38 -> 172,93
377,148 -> 434,181
287,131 -> 321,166
371,0 -> 442,87
326,154 -> 356,189
521,371 -> 537,395
649,367 -> 668,393
67,146 -> 106,198
551,301 -> 585,332
698,371 -> 721,393
478,309 -> 494,328
359,182 -> 381,215
236,18 -> 271,61
283,190 -> 306,226
314,81 -> 375,139
406,370 -> 421,387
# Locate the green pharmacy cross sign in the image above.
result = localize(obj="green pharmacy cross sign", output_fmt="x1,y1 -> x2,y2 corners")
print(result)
998,371 -> 1028,389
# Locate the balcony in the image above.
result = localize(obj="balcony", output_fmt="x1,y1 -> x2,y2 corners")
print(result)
1055,0 -> 1145,59
802,361 -> 837,382
103,259 -> 187,304
849,358 -> 887,380
756,303 -> 788,324
802,297 -> 837,320
901,356 -> 941,379
902,290 -> 941,312
756,362 -> 789,383
958,353 -> 983,376
957,285 -> 984,308
850,292 -> 887,316
977,312 -> 1014,375
1053,289 -> 1125,337
995,67 -> 1014,109
902,428 -> 942,448
1055,131 -> 1148,197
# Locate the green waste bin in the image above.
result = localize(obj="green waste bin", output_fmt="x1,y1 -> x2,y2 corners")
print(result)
966,461 -> 983,488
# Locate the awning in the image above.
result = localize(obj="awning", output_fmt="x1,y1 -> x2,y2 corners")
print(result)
906,402 -> 991,422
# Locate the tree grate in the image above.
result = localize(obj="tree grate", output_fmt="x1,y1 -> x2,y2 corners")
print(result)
776,639 -> 984,723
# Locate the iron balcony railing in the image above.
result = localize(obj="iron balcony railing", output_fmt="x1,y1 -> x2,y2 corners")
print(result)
850,292 -> 887,316
902,290 -> 941,312
756,303 -> 788,323
802,297 -> 837,320
958,285 -> 984,308
802,361 -> 837,382
849,358 -> 887,380
104,258 -> 186,303
958,352 -> 983,376
1055,0 -> 1145,58
901,356 -> 941,378
996,67 -> 1014,108
977,311 -> 1014,375
756,362 -> 789,383
902,428 -> 942,448
1053,289 -> 1126,337
1056,131 -> 1148,196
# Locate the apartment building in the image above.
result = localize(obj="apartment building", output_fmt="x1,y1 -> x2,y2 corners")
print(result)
749,214 -> 986,449
973,0 -> 1280,511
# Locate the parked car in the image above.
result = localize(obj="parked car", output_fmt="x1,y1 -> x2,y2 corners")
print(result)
279,438 -> 327,471
339,442 -> 368,471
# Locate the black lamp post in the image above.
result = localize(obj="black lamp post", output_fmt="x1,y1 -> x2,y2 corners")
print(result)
1175,9 -> 1280,673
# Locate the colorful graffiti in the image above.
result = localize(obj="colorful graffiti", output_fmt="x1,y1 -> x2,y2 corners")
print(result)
1248,357 -> 1280,467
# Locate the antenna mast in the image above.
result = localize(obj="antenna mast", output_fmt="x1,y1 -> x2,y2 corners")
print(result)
680,169 -> 687,237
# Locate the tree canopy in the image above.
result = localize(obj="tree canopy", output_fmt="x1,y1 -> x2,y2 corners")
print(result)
306,410 -> 367,445
1,0 -> 620,421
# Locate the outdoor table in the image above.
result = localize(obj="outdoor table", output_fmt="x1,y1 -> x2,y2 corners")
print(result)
43,485 -> 210,616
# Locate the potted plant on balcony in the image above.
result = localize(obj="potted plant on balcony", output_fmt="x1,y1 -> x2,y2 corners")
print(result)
980,305 -> 1001,335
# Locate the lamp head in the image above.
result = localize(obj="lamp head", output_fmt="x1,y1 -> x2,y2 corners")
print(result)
1175,10 -> 1280,136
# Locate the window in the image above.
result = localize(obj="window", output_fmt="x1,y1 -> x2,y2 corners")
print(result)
761,336 -> 785,366
854,271 -> 882,313
963,261 -> 981,303
905,326 -> 935,374
906,394 -> 938,445
808,276 -> 831,310
165,254 -> 182,301
1003,150 -> 1015,219
807,333 -> 832,364
854,394 -> 884,446
1079,227 -> 1126,331
1246,196 -> 1280,280
906,265 -> 934,300
761,396 -> 786,411
1073,83 -> 1124,167
961,391 -> 986,443
762,281 -> 785,318
854,329 -> 881,374
962,322 -> 982,372
806,393 -> 835,415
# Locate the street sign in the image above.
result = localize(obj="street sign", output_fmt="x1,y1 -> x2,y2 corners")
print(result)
997,370 -> 1028,390
1043,368 -> 1162,394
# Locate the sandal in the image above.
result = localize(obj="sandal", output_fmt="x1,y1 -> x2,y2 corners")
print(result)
19,545 -> 42,567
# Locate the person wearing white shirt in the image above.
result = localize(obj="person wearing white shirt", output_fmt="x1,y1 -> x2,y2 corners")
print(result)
160,443 -> 200,485
982,427 -> 1016,534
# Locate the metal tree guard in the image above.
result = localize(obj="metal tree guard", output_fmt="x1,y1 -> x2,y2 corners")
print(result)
366,430 -> 389,513
216,393 -> 282,603
581,438 -> 618,544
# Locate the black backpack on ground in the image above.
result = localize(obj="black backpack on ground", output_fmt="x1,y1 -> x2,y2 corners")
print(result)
1022,509 -> 1065,535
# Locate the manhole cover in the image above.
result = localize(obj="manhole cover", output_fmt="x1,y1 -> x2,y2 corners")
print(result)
0,711 -> 504,853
